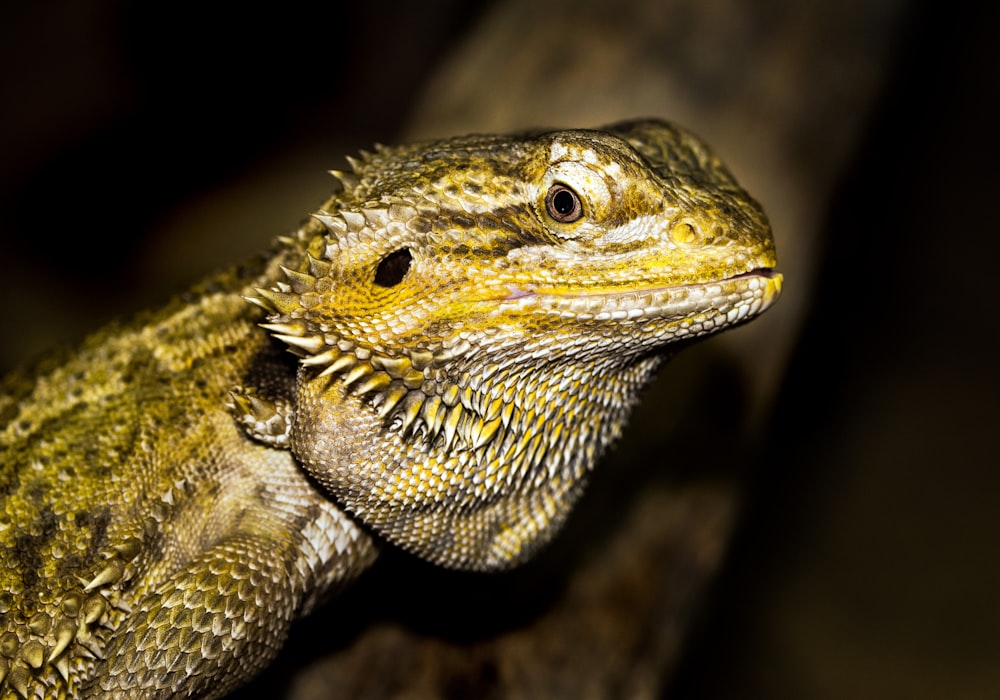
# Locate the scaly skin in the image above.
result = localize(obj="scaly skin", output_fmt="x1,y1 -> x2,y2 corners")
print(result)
0,119 -> 781,698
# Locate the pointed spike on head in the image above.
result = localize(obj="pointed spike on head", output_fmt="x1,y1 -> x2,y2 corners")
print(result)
399,393 -> 424,434
53,654 -> 71,681
421,395 -> 445,435
82,595 -> 107,625
300,348 -> 342,368
340,210 -> 366,231
244,293 -> 276,313
312,212 -> 348,235
279,265 -> 317,295
341,363 -> 374,388
259,321 -> 307,337
249,288 -> 300,316
274,333 -> 327,355
362,207 -> 389,228
329,169 -> 359,190
345,155 -> 364,172
82,558 -> 125,592
306,253 -> 332,278
353,372 -> 392,397
317,353 -> 358,378
376,382 -> 409,418
470,416 -> 503,450
442,403 -> 463,449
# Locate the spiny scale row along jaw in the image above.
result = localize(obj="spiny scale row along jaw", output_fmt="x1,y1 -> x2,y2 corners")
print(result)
248,118 -> 782,571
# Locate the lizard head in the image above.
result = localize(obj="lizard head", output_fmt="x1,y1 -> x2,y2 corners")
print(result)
249,119 -> 781,570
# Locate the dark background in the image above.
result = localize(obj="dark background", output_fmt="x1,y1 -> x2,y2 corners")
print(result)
675,4 -> 1000,696
1,2 -> 998,697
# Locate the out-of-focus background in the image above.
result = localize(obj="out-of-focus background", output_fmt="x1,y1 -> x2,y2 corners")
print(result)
1,2 -> 997,698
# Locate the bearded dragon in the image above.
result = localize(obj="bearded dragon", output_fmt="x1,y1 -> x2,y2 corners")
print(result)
0,119 -> 781,698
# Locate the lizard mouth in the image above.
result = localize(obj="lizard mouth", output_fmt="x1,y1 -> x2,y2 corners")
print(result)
505,266 -> 781,300
728,267 -> 780,282
501,267 -> 782,327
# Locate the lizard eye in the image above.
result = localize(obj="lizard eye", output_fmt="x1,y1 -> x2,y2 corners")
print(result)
544,184 -> 584,223
374,248 -> 412,287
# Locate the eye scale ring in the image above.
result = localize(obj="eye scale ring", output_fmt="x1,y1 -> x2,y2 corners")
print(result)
544,184 -> 584,223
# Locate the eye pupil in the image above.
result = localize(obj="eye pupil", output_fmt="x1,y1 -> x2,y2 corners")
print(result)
545,184 -> 583,223
553,190 -> 575,214
374,248 -> 412,287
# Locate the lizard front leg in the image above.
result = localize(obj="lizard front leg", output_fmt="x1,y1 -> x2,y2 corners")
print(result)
91,534 -> 296,699
87,501 -> 376,698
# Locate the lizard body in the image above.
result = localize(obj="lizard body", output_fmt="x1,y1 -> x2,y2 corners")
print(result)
0,120 -> 781,698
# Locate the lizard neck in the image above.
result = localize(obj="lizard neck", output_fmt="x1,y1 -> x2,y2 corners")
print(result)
289,346 -> 668,570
